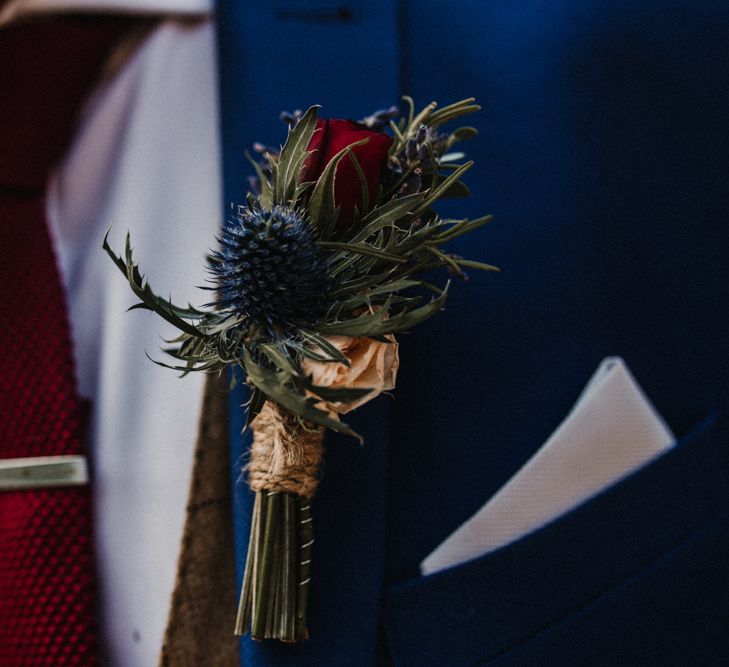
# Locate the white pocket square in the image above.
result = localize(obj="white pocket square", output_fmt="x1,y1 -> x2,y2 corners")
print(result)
421,357 -> 675,575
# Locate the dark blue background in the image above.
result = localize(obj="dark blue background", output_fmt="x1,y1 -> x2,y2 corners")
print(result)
218,2 -> 729,664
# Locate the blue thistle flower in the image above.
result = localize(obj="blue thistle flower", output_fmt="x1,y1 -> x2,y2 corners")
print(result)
209,205 -> 329,340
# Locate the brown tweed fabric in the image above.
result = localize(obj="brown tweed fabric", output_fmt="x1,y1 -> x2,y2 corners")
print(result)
159,373 -> 239,667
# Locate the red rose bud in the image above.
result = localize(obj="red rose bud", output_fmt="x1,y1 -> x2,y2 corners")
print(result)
305,118 -> 393,230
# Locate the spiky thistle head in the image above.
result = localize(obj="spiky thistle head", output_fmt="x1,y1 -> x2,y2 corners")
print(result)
209,204 -> 329,341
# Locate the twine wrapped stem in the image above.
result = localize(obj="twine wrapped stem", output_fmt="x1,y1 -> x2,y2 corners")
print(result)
247,402 -> 324,499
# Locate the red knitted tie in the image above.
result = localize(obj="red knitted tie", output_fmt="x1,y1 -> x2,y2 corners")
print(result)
0,16 -> 138,666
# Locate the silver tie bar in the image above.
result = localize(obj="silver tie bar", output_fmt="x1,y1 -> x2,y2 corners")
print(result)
0,455 -> 89,491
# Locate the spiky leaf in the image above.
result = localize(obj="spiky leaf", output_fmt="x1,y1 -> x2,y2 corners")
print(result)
272,106 -> 319,206
307,137 -> 369,237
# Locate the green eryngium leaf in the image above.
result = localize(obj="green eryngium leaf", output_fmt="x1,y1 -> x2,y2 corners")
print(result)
411,161 -> 473,218
103,229 -> 205,338
245,150 -> 273,210
314,283 -> 450,336
347,149 -> 370,215
307,384 -> 374,403
272,105 -> 319,206
347,192 -> 423,244
308,137 -> 369,238
318,241 -> 407,264
243,348 -> 362,441
299,330 -> 350,365
429,215 -> 493,244
258,343 -> 303,377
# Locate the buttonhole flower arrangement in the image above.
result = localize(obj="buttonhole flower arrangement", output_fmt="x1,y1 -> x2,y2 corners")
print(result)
105,97 -> 496,642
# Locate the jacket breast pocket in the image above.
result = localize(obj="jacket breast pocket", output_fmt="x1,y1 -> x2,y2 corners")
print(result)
382,411 -> 729,667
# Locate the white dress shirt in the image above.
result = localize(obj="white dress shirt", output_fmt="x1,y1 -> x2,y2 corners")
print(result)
46,15 -> 220,666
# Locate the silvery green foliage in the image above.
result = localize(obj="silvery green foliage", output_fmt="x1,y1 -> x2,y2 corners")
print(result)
105,99 -> 496,439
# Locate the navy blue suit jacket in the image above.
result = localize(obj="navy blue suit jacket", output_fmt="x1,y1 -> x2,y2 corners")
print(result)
218,1 -> 729,664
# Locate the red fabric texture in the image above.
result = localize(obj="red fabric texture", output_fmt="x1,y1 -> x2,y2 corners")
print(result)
0,16 -> 137,666
304,118 -> 393,230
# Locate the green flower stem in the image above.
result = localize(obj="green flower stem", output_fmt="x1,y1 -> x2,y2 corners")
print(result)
279,493 -> 297,642
266,507 -> 282,638
295,500 -> 314,640
235,491 -> 314,642
251,491 -> 267,628
252,491 -> 280,639
235,491 -> 262,635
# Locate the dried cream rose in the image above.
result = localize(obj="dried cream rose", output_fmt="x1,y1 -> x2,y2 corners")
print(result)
301,334 -> 399,415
